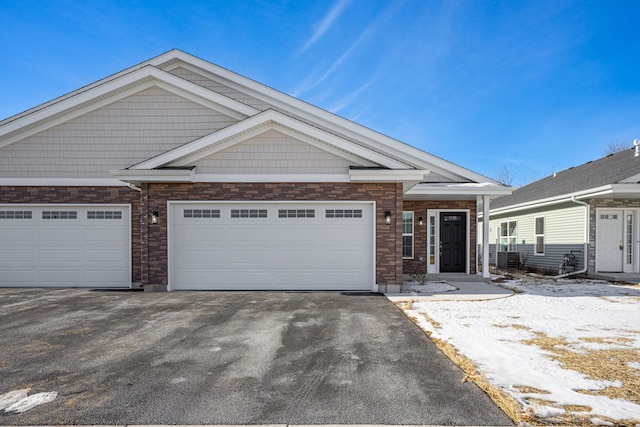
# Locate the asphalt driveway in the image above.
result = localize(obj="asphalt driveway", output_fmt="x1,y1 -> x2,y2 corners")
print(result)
0,288 -> 513,426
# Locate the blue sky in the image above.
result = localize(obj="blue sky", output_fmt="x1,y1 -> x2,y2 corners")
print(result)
1,0 -> 639,185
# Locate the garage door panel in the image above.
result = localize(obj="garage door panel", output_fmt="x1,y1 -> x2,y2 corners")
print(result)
0,206 -> 130,288
85,269 -> 128,284
84,249 -> 127,263
225,249 -> 274,264
84,228 -> 126,242
39,249 -> 83,263
2,270 -> 37,283
39,269 -> 82,284
178,227 -> 221,242
39,228 -> 81,243
0,228 -> 36,243
171,203 -> 373,291
0,249 -> 36,263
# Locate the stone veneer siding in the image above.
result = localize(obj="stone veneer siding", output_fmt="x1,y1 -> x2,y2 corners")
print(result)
0,186 -> 143,283
402,200 -> 477,275
588,198 -> 640,273
144,182 -> 404,287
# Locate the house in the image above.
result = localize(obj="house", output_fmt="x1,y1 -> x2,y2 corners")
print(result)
0,49 -> 510,291
483,143 -> 640,276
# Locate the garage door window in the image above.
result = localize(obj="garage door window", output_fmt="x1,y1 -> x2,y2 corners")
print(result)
87,211 -> 123,220
278,209 -> 315,218
231,209 -> 268,218
184,209 -> 220,218
326,209 -> 362,218
0,210 -> 32,219
42,211 -> 77,220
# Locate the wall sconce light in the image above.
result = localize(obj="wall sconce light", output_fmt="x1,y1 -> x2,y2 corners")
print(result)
151,210 -> 159,225
418,216 -> 424,226
384,211 -> 391,225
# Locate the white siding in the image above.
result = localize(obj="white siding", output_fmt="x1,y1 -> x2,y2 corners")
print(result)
194,129 -> 357,174
169,67 -> 271,111
0,87 -> 238,178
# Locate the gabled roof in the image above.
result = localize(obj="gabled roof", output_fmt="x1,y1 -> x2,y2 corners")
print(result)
1,49 -> 506,192
127,109 -> 407,170
491,147 -> 640,211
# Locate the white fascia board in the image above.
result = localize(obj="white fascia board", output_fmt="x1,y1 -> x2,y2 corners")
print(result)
489,185 -> 619,216
110,168 -> 195,182
407,183 -> 514,196
349,169 -> 430,182
195,173 -> 351,183
155,51 -> 498,184
0,178 -> 128,186
132,110 -> 410,170
0,66 -> 258,149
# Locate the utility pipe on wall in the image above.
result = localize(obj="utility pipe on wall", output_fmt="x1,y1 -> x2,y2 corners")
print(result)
555,196 -> 589,278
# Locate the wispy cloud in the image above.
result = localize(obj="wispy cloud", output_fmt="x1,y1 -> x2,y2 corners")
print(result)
329,78 -> 375,114
294,2 -> 403,97
299,0 -> 352,55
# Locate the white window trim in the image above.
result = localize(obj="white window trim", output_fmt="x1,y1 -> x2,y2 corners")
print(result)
499,220 -> 518,252
402,211 -> 414,259
534,216 -> 545,256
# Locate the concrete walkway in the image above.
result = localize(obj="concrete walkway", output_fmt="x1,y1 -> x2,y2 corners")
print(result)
386,280 -> 514,302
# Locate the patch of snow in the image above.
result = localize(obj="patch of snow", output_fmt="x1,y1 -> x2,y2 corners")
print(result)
406,278 -> 640,423
401,281 -> 457,293
628,361 -> 640,370
0,389 -> 30,411
4,391 -> 57,413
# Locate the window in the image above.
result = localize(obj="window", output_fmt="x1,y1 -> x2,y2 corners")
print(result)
325,209 -> 362,218
535,217 -> 544,255
88,211 -> 123,220
279,209 -> 315,218
499,220 -> 517,251
230,209 -> 267,218
42,211 -> 77,220
0,211 -> 32,219
627,214 -> 633,265
402,211 -> 414,259
429,216 -> 436,264
184,209 -> 220,218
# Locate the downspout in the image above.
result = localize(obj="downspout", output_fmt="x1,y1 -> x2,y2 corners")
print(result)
554,195 -> 589,278
127,183 -> 142,192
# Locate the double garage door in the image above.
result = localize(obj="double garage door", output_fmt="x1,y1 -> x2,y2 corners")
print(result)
170,202 -> 374,291
0,205 -> 130,288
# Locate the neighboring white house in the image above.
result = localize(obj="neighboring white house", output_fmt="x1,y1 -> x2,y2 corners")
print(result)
482,144 -> 640,276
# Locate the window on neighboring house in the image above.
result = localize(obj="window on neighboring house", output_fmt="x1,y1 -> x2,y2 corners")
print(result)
535,217 -> 545,255
403,211 -> 414,258
499,220 -> 517,251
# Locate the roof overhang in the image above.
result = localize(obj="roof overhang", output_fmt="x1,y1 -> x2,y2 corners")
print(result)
404,183 -> 513,201
490,183 -> 640,216
109,168 -> 195,184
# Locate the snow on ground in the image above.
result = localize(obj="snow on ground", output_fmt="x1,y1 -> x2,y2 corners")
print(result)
0,388 -> 57,413
404,277 -> 640,424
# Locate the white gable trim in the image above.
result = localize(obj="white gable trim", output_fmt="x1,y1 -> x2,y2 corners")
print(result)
152,50 -> 499,184
193,174 -> 351,183
0,66 -> 258,149
110,168 -> 195,182
0,178 -> 128,186
131,110 -> 410,170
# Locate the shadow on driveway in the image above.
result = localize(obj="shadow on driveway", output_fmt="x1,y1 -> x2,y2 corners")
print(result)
0,288 -> 513,425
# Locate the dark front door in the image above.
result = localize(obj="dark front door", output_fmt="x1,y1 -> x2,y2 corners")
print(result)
440,212 -> 466,273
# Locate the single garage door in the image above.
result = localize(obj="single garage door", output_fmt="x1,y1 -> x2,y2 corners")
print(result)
170,202 -> 374,291
0,205 -> 130,288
